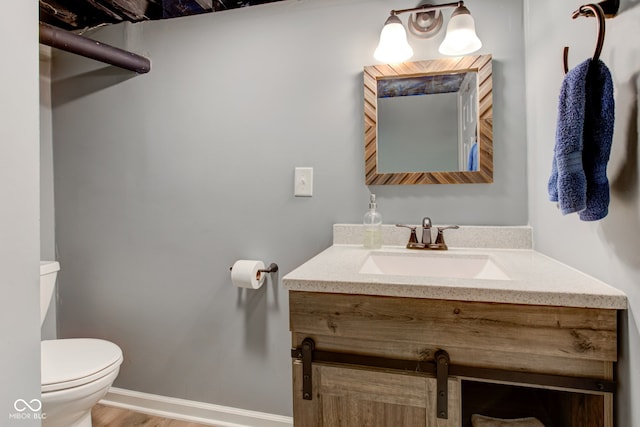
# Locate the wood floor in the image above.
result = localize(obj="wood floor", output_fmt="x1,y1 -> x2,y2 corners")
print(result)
92,404 -> 216,427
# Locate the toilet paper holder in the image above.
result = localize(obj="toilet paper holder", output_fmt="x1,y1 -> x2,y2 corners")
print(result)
229,262 -> 279,274
259,263 -> 279,274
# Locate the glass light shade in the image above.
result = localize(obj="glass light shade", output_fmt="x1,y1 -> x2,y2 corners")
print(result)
374,15 -> 414,63
438,12 -> 482,56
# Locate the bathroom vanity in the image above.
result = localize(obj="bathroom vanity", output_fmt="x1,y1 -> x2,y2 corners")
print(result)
283,225 -> 627,427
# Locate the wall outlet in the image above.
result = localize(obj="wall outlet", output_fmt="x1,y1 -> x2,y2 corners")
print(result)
294,167 -> 313,197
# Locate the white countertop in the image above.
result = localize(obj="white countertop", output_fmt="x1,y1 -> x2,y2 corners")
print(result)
283,244 -> 627,310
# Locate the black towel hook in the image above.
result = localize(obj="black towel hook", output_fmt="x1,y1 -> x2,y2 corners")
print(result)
563,3 -> 606,75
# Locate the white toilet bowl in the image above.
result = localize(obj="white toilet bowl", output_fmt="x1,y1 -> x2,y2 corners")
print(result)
40,262 -> 123,427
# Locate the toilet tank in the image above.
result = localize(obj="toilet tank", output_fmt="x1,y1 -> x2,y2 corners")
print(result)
40,261 -> 60,326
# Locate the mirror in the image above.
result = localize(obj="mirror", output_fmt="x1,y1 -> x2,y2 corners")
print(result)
364,55 -> 493,184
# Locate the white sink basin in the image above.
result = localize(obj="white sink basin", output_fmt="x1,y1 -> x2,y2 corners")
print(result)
359,252 -> 510,280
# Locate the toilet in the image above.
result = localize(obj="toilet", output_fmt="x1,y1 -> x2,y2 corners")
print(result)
40,261 -> 123,427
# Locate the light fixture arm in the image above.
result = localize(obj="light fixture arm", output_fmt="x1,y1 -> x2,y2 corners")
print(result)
390,1 -> 464,17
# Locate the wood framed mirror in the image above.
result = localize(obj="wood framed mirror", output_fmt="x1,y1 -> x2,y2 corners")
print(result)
364,55 -> 493,185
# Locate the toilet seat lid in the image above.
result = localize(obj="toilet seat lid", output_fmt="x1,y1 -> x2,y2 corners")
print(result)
41,338 -> 123,392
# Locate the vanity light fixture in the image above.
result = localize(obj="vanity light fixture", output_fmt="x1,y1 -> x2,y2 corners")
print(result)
374,1 -> 482,63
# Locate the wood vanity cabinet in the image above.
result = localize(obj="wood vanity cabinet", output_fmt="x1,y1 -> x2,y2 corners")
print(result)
289,291 -> 618,427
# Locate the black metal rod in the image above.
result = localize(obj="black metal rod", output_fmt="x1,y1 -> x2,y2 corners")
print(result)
39,22 -> 151,74
449,364 -> 615,394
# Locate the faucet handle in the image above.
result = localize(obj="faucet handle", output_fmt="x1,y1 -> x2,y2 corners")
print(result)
433,225 -> 460,250
395,224 -> 420,248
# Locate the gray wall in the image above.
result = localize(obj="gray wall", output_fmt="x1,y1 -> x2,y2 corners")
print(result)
50,0 -> 527,416
40,46 -> 56,263
524,1 -> 640,425
0,3 -> 41,425
40,46 -> 58,340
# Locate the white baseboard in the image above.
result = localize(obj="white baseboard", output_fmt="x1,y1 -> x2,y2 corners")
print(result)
100,387 -> 293,427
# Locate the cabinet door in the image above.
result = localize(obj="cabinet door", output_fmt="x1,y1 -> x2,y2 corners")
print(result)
293,361 -> 460,427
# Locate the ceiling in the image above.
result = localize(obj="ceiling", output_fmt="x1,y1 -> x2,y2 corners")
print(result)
39,0 -> 284,31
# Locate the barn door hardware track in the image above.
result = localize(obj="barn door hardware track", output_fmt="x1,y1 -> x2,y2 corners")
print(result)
292,337 -> 615,419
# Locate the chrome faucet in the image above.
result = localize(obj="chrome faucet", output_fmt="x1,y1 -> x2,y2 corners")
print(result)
396,218 -> 459,250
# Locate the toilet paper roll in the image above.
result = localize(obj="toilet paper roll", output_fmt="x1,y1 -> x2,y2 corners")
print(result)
231,260 -> 266,289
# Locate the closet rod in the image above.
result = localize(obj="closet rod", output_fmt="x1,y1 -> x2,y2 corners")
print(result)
39,22 -> 151,74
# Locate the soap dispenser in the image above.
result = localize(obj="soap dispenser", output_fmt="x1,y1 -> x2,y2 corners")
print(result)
363,194 -> 382,249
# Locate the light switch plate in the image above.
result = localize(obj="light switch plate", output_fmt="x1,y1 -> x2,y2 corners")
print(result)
294,167 -> 313,197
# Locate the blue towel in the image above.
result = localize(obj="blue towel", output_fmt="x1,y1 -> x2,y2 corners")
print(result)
548,59 -> 614,221
467,142 -> 478,171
